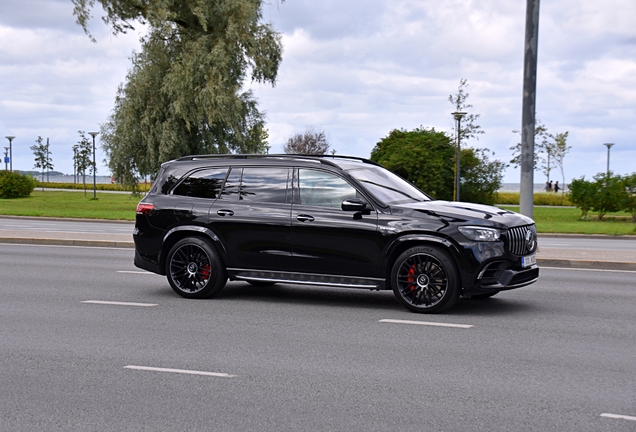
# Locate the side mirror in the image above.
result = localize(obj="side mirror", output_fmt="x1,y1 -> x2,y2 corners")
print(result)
341,198 -> 368,212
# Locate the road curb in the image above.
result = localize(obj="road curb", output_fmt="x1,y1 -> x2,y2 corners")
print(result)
0,237 -> 135,249
537,258 -> 636,271
539,233 -> 636,240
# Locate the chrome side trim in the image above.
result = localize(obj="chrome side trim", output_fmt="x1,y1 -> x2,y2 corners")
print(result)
236,275 -> 378,289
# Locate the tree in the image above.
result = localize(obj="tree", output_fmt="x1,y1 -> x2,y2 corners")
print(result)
283,128 -> 330,155
30,136 -> 54,186
73,0 -> 282,189
448,78 -> 484,144
460,148 -> 507,205
509,119 -> 550,171
552,131 -> 571,194
74,131 -> 94,195
371,128 -> 454,200
371,128 -> 506,203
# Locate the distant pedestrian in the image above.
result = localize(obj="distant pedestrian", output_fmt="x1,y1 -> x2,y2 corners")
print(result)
554,181 -> 559,193
548,180 -> 553,192
545,181 -> 550,192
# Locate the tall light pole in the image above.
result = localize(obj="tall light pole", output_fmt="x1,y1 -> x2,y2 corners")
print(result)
5,136 -> 15,172
3,147 -> 8,170
452,111 -> 466,201
604,143 -> 614,177
73,145 -> 78,184
89,132 -> 99,199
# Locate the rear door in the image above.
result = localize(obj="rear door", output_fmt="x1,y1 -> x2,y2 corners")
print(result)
209,166 -> 293,272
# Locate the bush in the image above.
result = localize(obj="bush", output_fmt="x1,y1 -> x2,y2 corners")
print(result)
494,192 -> 572,206
621,173 -> 636,222
0,171 -> 38,198
590,173 -> 626,221
568,177 -> 596,219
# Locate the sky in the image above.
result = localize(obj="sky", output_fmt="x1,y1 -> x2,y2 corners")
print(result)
1,0 -> 635,184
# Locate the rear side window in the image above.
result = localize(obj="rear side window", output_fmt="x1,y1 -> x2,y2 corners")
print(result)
172,168 -> 228,199
240,167 -> 289,203
219,167 -> 290,203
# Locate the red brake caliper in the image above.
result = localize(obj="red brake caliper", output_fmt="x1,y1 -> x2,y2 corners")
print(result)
407,264 -> 417,292
201,264 -> 211,281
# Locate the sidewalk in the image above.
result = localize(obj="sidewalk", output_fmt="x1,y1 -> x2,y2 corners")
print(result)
1,225 -> 635,271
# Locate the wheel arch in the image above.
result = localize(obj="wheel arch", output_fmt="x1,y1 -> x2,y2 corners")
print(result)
159,225 -> 228,274
383,235 -> 463,287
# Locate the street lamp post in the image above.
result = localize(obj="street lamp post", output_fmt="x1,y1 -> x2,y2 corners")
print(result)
72,145 -> 78,184
451,112 -> 467,201
88,132 -> 99,199
3,147 -> 8,170
604,143 -> 614,177
5,136 -> 15,172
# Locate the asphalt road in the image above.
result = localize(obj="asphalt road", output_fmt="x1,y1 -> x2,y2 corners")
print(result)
1,244 -> 635,431
1,217 -> 635,252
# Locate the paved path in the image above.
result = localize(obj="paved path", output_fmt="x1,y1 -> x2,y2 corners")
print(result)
1,216 -> 635,271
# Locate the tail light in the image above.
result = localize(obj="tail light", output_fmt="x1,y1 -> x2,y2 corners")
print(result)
136,203 -> 154,215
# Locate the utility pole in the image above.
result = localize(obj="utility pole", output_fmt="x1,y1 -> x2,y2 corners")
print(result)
520,0 -> 540,218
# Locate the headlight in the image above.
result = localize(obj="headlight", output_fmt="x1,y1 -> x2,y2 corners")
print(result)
458,226 -> 500,242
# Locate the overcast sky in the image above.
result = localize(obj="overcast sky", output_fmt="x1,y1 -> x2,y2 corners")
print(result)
1,0 -> 634,184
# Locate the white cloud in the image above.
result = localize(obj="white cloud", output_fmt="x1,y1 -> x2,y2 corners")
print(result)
0,0 -> 634,184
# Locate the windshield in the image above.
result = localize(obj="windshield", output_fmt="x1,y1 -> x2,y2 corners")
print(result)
345,166 -> 431,204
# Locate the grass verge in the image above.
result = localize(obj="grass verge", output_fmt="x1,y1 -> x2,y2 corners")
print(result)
500,206 -> 636,235
0,191 -> 139,220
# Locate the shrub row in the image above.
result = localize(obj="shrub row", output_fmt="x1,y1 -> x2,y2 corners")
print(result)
568,173 -> 636,221
0,171 -> 38,198
496,192 -> 572,206
35,181 -> 151,192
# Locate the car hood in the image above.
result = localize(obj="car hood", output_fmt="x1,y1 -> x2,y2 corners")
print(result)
392,200 -> 535,228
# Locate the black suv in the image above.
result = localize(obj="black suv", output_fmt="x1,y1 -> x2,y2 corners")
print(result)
134,154 -> 539,313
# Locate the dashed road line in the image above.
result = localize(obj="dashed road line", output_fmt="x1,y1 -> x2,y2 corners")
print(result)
600,413 -> 636,421
82,300 -> 158,307
124,365 -> 236,378
379,319 -> 473,329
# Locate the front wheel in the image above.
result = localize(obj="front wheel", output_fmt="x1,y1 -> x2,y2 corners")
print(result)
391,245 -> 460,313
166,237 -> 227,299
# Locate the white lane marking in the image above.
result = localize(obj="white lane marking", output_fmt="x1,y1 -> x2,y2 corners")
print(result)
541,266 -> 636,274
379,319 -> 473,329
600,413 -> 636,421
124,365 -> 236,378
117,270 -> 158,275
82,300 -> 157,307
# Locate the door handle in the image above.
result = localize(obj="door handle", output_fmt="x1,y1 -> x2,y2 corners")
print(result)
296,214 -> 314,222
216,209 -> 234,217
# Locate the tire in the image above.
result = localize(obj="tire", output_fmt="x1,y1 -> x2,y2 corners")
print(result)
165,237 -> 227,299
391,245 -> 460,313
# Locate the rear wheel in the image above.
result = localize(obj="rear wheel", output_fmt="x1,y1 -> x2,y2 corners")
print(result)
166,237 -> 227,299
391,245 -> 460,313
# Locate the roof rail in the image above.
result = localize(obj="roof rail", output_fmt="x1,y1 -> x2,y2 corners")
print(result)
175,153 -> 381,168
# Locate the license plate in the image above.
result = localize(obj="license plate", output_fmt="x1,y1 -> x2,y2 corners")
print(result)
521,254 -> 536,267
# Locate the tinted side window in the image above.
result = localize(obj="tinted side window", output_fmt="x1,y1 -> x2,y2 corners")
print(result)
172,168 -> 228,199
298,169 -> 357,208
240,167 -> 289,203
220,167 -> 242,200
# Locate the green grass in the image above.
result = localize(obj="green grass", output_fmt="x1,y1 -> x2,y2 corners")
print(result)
0,191 -> 139,220
500,206 -> 636,235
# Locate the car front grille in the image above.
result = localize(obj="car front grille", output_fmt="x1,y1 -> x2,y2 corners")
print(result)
507,225 -> 537,256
